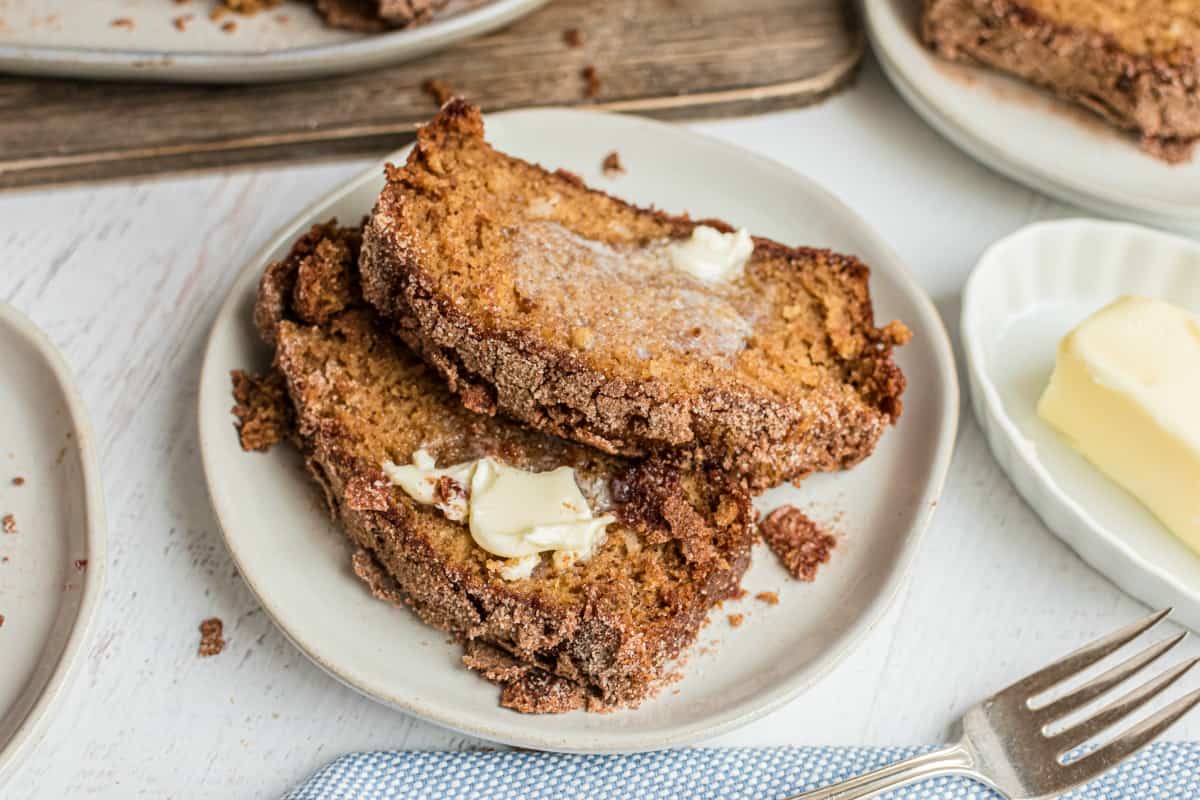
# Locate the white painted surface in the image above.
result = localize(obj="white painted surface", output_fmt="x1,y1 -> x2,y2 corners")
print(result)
2,58 -> 1196,798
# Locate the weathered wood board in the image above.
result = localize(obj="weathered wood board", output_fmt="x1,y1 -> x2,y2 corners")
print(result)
0,0 -> 861,188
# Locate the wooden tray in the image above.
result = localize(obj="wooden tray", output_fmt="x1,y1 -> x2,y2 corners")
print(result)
0,0 -> 861,189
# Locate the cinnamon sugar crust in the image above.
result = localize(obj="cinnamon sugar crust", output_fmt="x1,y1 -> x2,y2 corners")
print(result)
237,220 -> 755,711
922,0 -> 1200,160
361,100 -> 909,492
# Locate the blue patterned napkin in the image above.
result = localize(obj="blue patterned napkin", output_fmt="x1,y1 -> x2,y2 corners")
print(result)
284,743 -> 1200,799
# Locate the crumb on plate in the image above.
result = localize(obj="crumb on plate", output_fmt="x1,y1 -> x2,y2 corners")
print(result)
602,150 -> 625,176
754,591 -> 779,606
760,505 -> 837,581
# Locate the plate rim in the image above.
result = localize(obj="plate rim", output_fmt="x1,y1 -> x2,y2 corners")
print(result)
197,105 -> 960,752
961,216 -> 1200,628
0,302 -> 107,787
0,0 -> 549,83
863,0 -> 1200,227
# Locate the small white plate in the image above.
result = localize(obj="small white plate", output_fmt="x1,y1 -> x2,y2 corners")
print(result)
963,219 -> 1200,631
864,0 -> 1200,230
0,303 -> 106,787
0,0 -> 546,83
198,107 -> 958,752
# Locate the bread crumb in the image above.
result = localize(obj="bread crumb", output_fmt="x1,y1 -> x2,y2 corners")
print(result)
174,0 -> 191,4
73,559 -> 88,571
601,151 -> 625,176
581,65 -> 601,98
760,505 -> 837,581
563,28 -> 583,47
727,613 -> 744,628
11,477 -> 23,486
754,591 -> 779,605
198,617 -> 225,657
221,20 -> 237,32
0,614 -> 5,628
422,78 -> 456,107
173,14 -> 193,31
2,556 -> 9,564
2,514 -> 15,534
111,17 -> 135,29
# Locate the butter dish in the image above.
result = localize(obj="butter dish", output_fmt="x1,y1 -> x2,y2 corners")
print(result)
962,218 -> 1200,630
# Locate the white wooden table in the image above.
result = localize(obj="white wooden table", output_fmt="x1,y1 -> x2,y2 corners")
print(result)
3,57 -> 1196,798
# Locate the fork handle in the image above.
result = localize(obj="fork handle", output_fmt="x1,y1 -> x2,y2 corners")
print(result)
784,743 -> 979,800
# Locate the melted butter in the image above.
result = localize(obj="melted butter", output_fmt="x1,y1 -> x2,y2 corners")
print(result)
509,221 -> 766,365
381,449 -> 614,575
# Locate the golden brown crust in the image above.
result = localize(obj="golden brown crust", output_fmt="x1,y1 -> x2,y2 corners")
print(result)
922,0 -> 1200,158
239,220 -> 755,711
360,100 -> 909,492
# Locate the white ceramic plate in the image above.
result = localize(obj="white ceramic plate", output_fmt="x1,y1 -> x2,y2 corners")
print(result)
0,303 -> 106,788
198,108 -> 958,752
963,218 -> 1200,631
0,0 -> 546,83
865,0 -> 1200,230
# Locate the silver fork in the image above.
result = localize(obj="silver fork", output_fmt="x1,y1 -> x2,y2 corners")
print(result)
791,609 -> 1200,800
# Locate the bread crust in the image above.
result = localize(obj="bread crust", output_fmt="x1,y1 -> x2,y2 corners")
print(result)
240,220 -> 755,711
361,101 -> 908,491
922,0 -> 1200,161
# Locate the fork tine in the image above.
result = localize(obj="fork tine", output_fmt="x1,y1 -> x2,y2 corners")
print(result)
1052,657 -> 1199,752
1059,687 -> 1200,787
1003,608 -> 1171,698
1036,633 -> 1187,724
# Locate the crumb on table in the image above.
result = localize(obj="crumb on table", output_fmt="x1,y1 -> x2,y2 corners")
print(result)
221,20 -> 237,33
563,28 -> 583,48
111,17 -> 135,30
12,477 -> 24,487
754,591 -> 779,606
198,617 -> 225,657
602,151 -> 625,176
73,559 -> 88,571
727,613 -> 744,628
173,14 -> 193,31
2,514 -> 15,534
581,65 -> 601,98
0,614 -> 5,628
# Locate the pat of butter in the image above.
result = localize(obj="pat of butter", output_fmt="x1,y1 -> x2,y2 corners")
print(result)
1037,296 -> 1200,553
381,450 -> 614,573
381,449 -> 472,521
667,225 -> 754,283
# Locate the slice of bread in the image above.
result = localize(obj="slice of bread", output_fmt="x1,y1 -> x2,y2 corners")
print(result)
234,220 -> 755,712
922,0 -> 1200,162
360,101 -> 910,492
